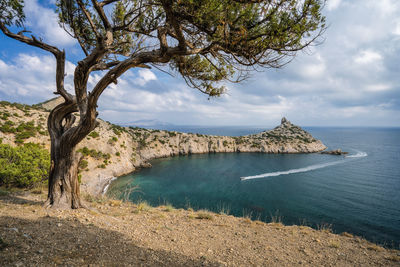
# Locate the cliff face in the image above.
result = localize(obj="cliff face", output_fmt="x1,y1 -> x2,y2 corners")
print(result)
0,101 -> 326,195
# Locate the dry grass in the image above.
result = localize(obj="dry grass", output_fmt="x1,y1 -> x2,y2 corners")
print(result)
367,244 -> 385,252
134,201 -> 151,213
108,199 -> 122,207
242,209 -> 253,220
162,204 -> 174,212
329,241 -> 340,248
317,223 -> 333,233
269,211 -> 282,224
30,184 -> 47,195
217,203 -> 230,215
82,193 -> 108,204
386,255 -> 400,262
1,192 -> 399,267
341,232 -> 354,238
196,210 -> 213,220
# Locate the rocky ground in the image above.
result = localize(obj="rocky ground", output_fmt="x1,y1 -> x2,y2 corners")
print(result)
0,99 -> 326,196
0,190 -> 399,266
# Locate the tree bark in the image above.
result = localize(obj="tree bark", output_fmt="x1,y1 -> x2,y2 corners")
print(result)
46,148 -> 83,209
44,100 -> 91,209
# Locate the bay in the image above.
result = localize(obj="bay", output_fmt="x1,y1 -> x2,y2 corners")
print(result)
108,127 -> 400,247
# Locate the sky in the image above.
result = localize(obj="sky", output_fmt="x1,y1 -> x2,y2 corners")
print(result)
0,0 -> 399,127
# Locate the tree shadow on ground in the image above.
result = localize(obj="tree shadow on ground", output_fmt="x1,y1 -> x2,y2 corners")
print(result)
0,192 -> 44,206
0,215 -> 219,266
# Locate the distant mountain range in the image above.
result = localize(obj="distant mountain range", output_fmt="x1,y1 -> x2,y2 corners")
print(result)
121,119 -> 175,127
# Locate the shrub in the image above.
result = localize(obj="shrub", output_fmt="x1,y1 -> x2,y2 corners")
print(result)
78,159 -> 88,169
196,211 -> 213,220
88,131 -> 100,138
163,204 -> 174,212
0,143 -> 50,188
0,120 -> 16,133
136,201 -> 151,212
168,131 -> 176,137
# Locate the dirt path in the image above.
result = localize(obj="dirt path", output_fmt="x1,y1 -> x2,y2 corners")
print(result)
1,191 -> 399,266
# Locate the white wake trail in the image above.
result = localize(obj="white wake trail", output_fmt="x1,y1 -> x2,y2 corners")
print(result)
345,151 -> 368,158
240,151 -> 367,181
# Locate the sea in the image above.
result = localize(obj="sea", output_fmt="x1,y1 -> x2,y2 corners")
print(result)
107,126 -> 400,248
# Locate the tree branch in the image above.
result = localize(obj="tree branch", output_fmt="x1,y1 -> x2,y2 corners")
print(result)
99,0 -> 119,7
91,0 -> 112,30
77,0 -> 101,40
0,22 -> 72,102
161,0 -> 187,50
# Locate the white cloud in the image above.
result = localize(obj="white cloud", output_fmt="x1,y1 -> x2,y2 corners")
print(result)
0,53 -> 75,102
370,0 -> 400,16
327,0 -> 342,11
134,69 -> 157,86
354,50 -> 382,64
365,84 -> 392,92
298,54 -> 326,78
24,0 -> 75,47
1,0 -> 400,127
393,20 -> 400,36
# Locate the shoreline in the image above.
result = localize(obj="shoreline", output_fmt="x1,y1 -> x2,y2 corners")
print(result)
101,148 -> 329,196
0,102 -> 327,195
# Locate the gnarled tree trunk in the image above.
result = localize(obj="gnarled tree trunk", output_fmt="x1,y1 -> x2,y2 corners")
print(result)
44,99 -> 95,209
46,147 -> 83,209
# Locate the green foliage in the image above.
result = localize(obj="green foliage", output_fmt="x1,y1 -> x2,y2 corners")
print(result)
0,143 -> 50,188
52,0 -> 324,97
97,164 -> 106,169
77,146 -> 110,161
0,101 -> 35,111
0,0 -> 25,27
0,120 -> 15,133
251,142 -> 261,148
234,137 -> 245,145
139,138 -> 147,147
14,121 -> 38,143
167,131 -> 177,137
78,159 -> 88,169
0,111 -> 10,120
110,124 -> 126,136
0,119 -> 43,144
88,131 -> 100,138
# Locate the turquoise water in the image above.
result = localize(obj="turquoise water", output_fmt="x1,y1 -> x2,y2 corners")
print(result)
108,127 -> 400,247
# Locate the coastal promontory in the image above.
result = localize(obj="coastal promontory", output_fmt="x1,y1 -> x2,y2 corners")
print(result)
0,100 -> 326,195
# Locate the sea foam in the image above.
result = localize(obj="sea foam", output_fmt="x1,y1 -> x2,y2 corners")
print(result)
241,151 -> 367,181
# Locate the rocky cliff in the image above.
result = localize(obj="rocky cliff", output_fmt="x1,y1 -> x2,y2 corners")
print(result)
0,100 -> 326,195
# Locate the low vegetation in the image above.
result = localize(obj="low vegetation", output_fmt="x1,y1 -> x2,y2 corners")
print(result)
0,143 -> 50,188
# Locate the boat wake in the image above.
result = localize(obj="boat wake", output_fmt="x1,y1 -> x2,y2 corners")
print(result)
240,151 -> 367,181
345,151 -> 368,158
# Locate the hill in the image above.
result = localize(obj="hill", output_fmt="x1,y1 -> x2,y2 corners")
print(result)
0,99 -> 326,195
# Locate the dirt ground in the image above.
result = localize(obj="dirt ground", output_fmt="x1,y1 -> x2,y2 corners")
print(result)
1,190 -> 399,266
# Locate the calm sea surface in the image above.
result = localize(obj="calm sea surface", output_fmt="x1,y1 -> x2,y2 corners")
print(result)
108,127 -> 400,247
